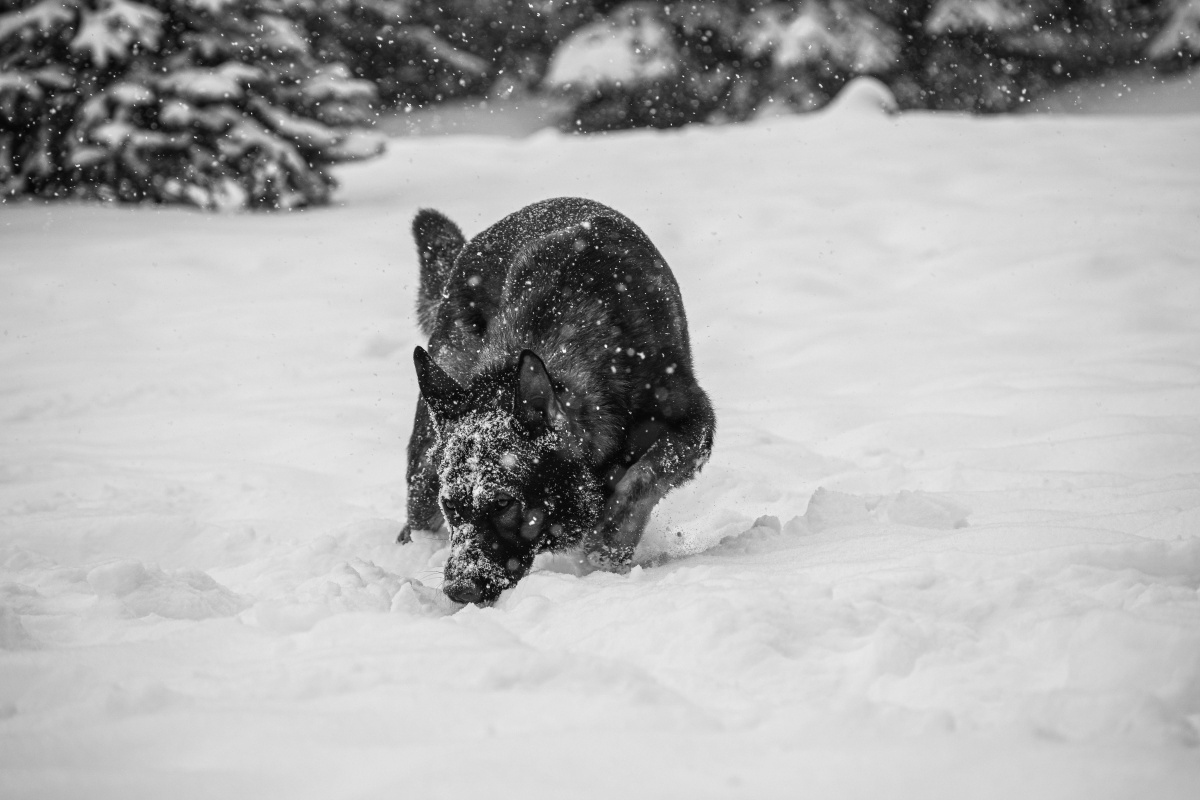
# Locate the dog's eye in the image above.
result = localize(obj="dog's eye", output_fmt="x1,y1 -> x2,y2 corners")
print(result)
442,500 -> 465,525
490,494 -> 523,539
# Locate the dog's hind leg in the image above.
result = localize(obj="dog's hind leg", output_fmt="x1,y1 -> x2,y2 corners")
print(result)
398,398 -> 444,543
586,385 -> 716,568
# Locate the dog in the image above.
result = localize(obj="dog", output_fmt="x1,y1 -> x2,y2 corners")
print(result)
398,197 -> 714,605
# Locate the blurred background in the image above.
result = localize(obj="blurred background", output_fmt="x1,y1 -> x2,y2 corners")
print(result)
2,0 -> 1198,209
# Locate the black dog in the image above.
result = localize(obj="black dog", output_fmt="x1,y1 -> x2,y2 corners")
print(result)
399,198 -> 714,604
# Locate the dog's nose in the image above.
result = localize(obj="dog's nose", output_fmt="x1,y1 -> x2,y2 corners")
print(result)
443,579 -> 484,605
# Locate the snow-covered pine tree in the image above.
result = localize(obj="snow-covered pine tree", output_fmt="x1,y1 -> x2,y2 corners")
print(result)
738,0 -> 902,112
917,0 -> 1166,112
664,0 -> 747,120
415,0 -> 556,94
0,0 -> 382,209
544,0 -> 917,128
294,0 -> 609,109
428,0 -> 608,100
543,2 -> 687,131
916,0 -> 1046,112
541,0 -> 1190,124
996,1 -> 1160,72
544,1 -> 904,130
299,0 -> 492,108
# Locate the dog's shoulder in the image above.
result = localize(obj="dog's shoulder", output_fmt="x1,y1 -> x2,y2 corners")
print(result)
459,198 -> 635,272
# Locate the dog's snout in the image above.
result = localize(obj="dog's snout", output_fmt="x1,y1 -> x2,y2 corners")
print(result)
443,579 -> 484,605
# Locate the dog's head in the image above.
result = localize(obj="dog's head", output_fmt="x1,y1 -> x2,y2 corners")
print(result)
414,347 -> 603,604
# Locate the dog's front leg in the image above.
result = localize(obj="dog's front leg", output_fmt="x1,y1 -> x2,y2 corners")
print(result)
586,394 -> 715,569
398,398 -> 443,543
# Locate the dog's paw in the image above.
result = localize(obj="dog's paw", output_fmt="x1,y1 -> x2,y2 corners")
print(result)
398,510 -> 446,544
584,545 -> 635,574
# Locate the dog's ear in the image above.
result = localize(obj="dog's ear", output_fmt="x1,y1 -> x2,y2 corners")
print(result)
413,209 -> 464,287
516,350 -> 566,433
414,347 -> 467,424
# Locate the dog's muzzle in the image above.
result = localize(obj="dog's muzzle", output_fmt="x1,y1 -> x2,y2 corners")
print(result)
442,578 -> 485,604
441,526 -> 514,605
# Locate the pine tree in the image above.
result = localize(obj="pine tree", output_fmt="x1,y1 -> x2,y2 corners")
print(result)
0,0 -> 382,209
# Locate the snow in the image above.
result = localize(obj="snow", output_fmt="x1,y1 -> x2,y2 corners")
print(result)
69,0 -> 163,70
2,102 -> 1200,797
823,76 -> 899,115
158,63 -> 263,104
303,65 -> 379,104
0,0 -> 74,43
925,0 -> 1032,35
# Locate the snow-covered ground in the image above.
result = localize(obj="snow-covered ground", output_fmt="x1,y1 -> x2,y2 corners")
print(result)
2,96 -> 1200,798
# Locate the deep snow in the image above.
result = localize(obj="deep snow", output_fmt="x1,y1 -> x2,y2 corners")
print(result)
2,97 -> 1200,798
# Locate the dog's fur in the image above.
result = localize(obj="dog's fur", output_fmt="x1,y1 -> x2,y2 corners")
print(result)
399,197 -> 714,604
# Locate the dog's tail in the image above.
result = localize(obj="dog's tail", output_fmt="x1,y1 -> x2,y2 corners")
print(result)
412,209 -> 465,337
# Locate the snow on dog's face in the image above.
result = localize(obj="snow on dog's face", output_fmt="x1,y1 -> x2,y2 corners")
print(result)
435,411 -> 544,604
414,347 -> 604,605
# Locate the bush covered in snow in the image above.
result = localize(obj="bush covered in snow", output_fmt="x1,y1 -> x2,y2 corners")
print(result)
0,0 -> 382,209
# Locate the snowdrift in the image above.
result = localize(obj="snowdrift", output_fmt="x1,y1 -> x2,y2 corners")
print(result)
1,102 -> 1199,797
